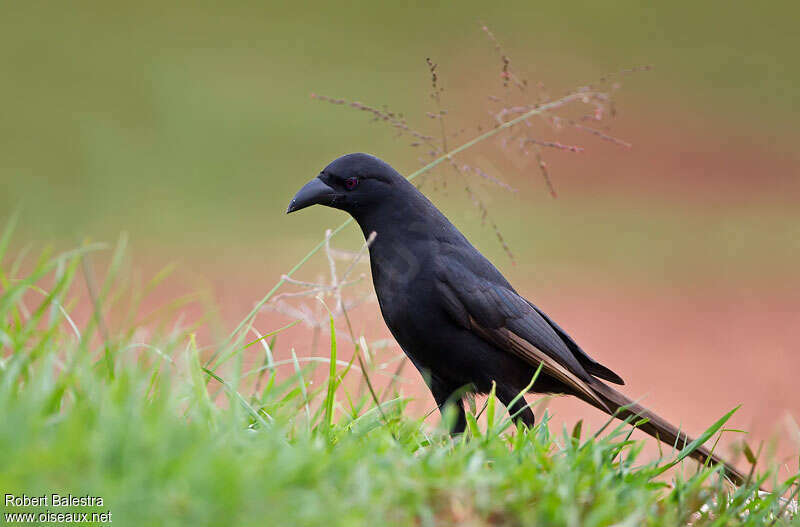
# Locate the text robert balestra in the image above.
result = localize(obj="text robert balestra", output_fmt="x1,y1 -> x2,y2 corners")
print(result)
5,493 -> 105,507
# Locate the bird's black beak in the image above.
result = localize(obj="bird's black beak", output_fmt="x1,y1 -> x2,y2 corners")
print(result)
286,177 -> 336,214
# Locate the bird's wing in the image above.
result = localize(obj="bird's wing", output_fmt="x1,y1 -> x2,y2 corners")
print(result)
525,300 -> 624,385
435,255 -> 608,410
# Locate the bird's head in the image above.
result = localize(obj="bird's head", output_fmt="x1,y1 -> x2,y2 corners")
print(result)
286,153 -> 404,216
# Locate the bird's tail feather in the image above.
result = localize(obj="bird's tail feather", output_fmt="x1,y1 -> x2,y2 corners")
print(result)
587,380 -> 748,486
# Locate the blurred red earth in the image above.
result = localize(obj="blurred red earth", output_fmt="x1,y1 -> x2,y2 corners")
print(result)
199,272 -> 799,478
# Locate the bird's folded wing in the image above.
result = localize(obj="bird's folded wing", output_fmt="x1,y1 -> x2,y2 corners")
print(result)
436,260 -> 608,410
525,300 -> 624,385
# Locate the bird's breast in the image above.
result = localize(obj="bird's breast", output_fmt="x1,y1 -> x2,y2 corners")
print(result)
371,255 -> 435,330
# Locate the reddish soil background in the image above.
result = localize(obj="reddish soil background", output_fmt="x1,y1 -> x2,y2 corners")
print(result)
197,274 -> 799,478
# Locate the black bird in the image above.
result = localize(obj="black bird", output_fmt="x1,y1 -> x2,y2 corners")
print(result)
287,152 -> 746,484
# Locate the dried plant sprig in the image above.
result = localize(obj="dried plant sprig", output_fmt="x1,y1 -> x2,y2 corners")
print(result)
311,93 -> 437,149
583,64 -> 654,90
460,164 -> 518,192
446,158 -> 516,262
265,230 -> 377,332
533,148 -> 557,198
569,121 -> 633,148
479,25 -> 643,199
492,104 -> 538,123
522,138 -> 584,153
426,57 -> 449,153
481,23 -> 528,92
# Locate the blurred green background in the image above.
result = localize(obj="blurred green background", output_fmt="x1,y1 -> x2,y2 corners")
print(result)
1,1 -> 797,281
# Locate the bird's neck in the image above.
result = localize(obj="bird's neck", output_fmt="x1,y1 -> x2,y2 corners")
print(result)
351,190 -> 460,251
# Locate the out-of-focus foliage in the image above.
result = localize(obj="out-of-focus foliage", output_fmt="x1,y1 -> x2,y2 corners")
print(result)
1,1 -> 797,248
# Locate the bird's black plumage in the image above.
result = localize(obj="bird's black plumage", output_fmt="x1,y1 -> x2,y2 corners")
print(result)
287,152 -> 746,485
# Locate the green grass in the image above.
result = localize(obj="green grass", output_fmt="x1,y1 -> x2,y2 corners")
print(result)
1,223 -> 799,526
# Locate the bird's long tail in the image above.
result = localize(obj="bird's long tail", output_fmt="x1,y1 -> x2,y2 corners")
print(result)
587,380 -> 748,486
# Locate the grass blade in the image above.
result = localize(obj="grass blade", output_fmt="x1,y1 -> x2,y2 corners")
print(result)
652,405 -> 740,478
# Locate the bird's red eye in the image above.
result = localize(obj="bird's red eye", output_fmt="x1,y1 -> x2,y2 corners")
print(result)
345,177 -> 358,190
